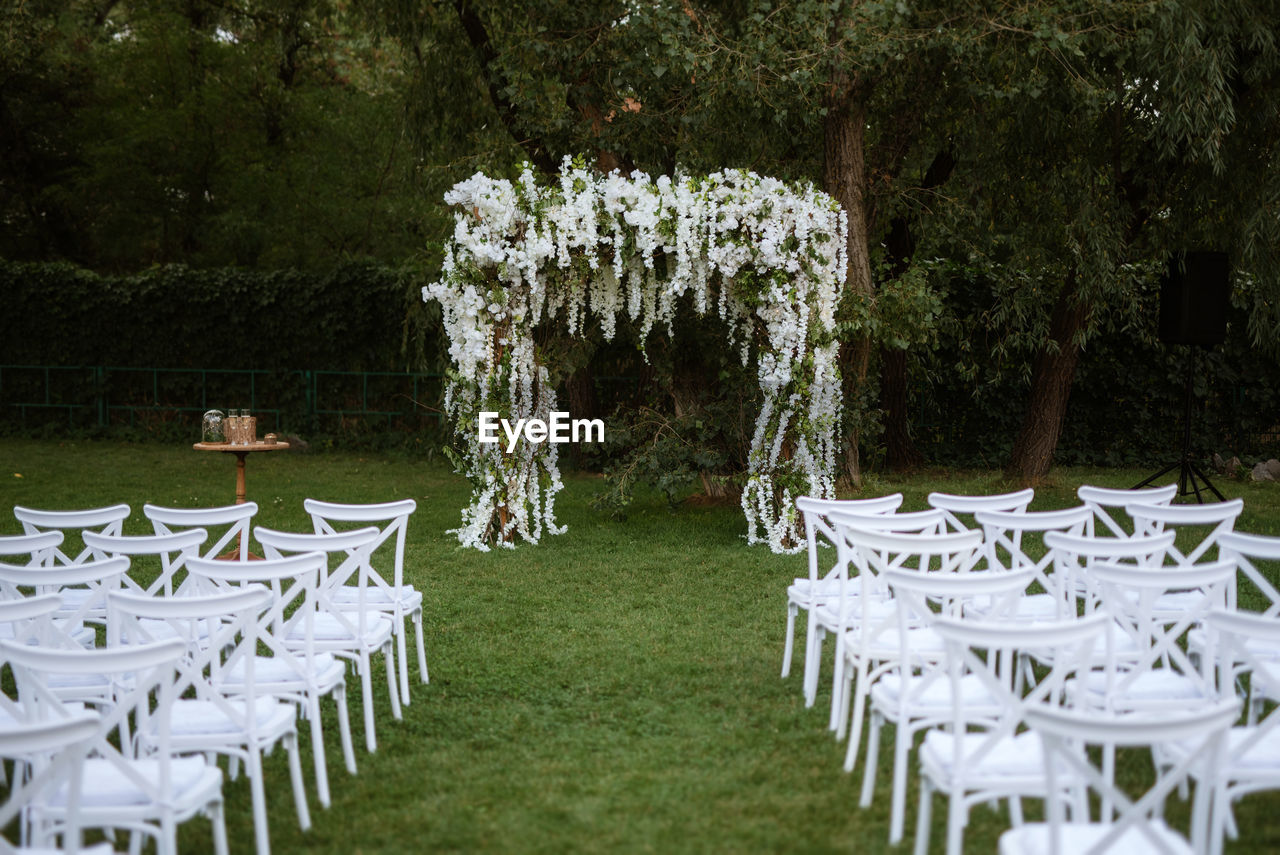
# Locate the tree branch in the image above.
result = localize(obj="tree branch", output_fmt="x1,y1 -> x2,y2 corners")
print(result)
451,0 -> 557,173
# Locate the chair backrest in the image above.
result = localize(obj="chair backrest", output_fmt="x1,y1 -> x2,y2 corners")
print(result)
255,526 -> 382,640
1076,484 -> 1176,537
1022,699 -> 1239,855
1126,498 -> 1244,566
975,505 -> 1092,586
13,505 -> 131,564
187,552 -> 328,689
1044,529 -> 1176,609
143,502 -> 258,561
1088,558 -> 1235,712
0,710 -> 102,855
0,557 -> 131,645
1208,608 -> 1280,768
0,592 -> 63,648
108,586 -> 274,739
879,566 -> 1038,727
0,531 -> 63,566
931,611 -> 1110,791
304,498 -> 417,602
0,637 -> 189,814
81,529 -> 207,596
926,487 -> 1034,532
1217,531 -> 1280,615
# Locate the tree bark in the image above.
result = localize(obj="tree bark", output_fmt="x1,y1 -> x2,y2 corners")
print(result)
824,68 -> 874,489
1005,271 -> 1090,485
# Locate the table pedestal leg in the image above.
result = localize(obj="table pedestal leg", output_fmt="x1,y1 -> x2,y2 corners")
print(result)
234,451 -> 249,504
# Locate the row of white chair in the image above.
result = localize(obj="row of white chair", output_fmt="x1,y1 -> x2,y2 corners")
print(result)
0,498 -> 427,855
784,482 -> 1278,855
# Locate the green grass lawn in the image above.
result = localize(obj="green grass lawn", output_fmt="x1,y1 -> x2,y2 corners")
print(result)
3,438 -> 1280,853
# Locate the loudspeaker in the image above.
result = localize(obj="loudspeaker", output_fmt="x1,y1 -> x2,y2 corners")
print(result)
1158,250 -> 1231,346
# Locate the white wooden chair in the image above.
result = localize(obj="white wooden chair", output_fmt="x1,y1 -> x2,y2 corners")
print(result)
918,611 -> 1110,855
143,503 -> 258,561
81,529 -> 207,597
304,499 -> 427,703
927,488 -> 1034,535
0,711 -> 113,855
13,506 -> 131,565
0,532 -> 63,567
867,564 -> 1031,846
1076,484 -> 1176,538
1000,700 -> 1239,855
786,494 -> 903,708
108,586 -> 310,855
254,526 -> 402,753
1,638 -> 228,855
187,552 -> 357,809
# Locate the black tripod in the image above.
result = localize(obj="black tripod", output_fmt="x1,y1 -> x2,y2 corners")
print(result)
1132,347 -> 1224,502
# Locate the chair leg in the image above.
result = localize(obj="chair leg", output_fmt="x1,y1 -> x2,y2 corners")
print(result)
945,787 -> 966,855
210,798 -> 229,855
397,612 -> 411,704
890,725 -> 911,844
807,623 -> 827,712
782,601 -> 797,679
385,641 -> 403,720
843,661 -> 870,772
334,683 -> 357,775
860,712 -> 882,807
308,696 -> 332,808
914,775 -> 933,855
161,813 -> 178,855
413,608 -> 428,684
361,654 -> 377,752
247,749 -> 271,855
285,731 -> 312,831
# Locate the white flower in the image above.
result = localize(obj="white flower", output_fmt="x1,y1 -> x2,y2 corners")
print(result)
427,163 -> 845,553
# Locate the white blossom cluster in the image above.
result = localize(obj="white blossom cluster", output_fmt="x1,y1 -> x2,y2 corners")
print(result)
425,157 -> 846,553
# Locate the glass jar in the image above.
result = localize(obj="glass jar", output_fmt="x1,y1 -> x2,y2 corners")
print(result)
201,409 -> 225,443
226,409 -> 241,445
243,409 -> 257,444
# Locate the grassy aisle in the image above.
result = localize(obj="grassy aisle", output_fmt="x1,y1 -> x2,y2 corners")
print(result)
2,439 -> 1279,853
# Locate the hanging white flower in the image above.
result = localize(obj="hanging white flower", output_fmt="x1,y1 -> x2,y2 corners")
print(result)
427,157 -> 846,554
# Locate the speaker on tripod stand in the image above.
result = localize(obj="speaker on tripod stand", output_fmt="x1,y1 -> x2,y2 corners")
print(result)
1133,250 -> 1231,501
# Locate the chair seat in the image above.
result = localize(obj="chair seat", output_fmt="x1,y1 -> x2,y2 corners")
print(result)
1080,668 -> 1210,703
329,584 -> 422,611
50,757 -> 220,808
286,612 -> 393,645
17,845 -> 116,855
815,596 -> 898,629
165,697 -> 295,737
872,672 -> 999,711
922,730 -> 1045,776
971,592 -> 1067,620
1121,589 -> 1216,614
787,576 -> 845,605
999,819 -> 1192,855
855,625 -> 947,659
223,653 -> 344,689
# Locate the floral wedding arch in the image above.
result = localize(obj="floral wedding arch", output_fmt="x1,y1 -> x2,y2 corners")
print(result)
424,158 -> 846,554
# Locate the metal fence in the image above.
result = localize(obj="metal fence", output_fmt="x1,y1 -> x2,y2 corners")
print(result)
0,365 -> 444,434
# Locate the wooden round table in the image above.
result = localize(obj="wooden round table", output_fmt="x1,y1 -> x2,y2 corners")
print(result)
192,441 -> 290,505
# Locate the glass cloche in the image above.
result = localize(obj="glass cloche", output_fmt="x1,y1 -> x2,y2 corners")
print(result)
201,409 -> 225,443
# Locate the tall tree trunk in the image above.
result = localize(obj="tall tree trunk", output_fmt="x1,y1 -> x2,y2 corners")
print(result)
824,68 -> 874,489
1006,271 -> 1090,484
